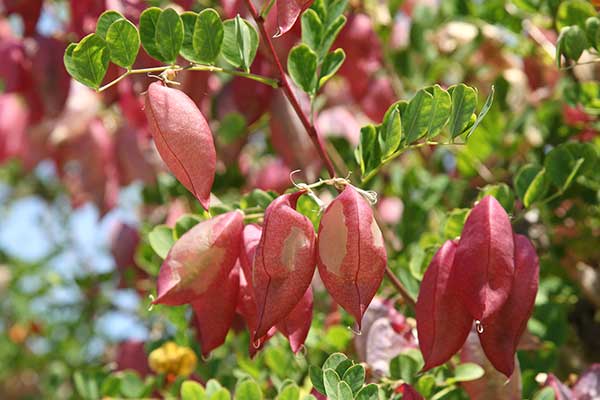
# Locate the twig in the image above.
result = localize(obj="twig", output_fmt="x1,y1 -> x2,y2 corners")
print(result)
243,0 -> 337,178
385,267 -> 417,309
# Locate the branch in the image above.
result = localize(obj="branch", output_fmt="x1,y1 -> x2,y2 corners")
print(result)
243,0 -> 337,178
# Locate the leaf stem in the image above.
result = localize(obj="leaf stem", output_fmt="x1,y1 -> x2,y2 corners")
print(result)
385,267 -> 417,309
243,0 -> 337,179
96,64 -> 279,93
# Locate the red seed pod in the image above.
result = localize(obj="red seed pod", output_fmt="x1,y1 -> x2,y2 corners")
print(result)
395,383 -> 424,400
416,240 -> 473,371
316,185 -> 387,327
452,195 -> 515,321
191,265 -> 239,356
145,82 -> 216,210
479,234 -> 539,377
252,191 -> 316,339
239,223 -> 262,281
275,0 -> 313,37
154,211 -> 243,306
277,286 -> 313,353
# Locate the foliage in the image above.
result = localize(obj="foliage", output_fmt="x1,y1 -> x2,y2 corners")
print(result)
0,0 -> 599,399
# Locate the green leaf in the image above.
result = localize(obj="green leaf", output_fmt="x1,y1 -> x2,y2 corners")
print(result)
96,10 -> 124,39
156,8 -> 184,63
466,85 -> 494,140
544,142 -> 598,191
424,84 -> 451,139
447,363 -> 485,383
180,11 -> 199,62
139,7 -> 166,62
222,17 -> 259,70
218,113 -> 247,144
389,353 -> 421,384
302,9 -> 323,51
533,387 -> 557,400
148,225 -> 175,259
585,16 -> 600,49
556,0 -> 595,30
193,9 -> 224,64
319,15 -> 346,59
355,124 -> 381,177
323,369 -> 341,400
182,381 -> 206,400
210,388 -> 231,400
63,43 -> 78,81
443,208 -> 470,239
288,44 -> 318,94
448,84 -> 477,138
324,0 -> 348,26
106,19 -> 140,68
337,382 -> 353,400
73,372 -> 100,400
276,383 -> 300,400
559,26 -> 588,62
354,384 -> 379,400
71,33 -> 110,89
205,379 -> 223,396
342,364 -> 365,394
379,104 -> 402,159
119,371 -> 145,398
309,365 -> 326,394
174,214 -> 203,239
415,375 -> 436,398
514,164 -> 549,207
236,379 -> 262,400
403,88 -> 434,143
334,359 -> 353,377
477,183 -> 514,213
323,353 -> 348,371
319,49 -> 345,88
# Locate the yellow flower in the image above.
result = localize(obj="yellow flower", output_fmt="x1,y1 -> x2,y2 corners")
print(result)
148,341 -> 198,377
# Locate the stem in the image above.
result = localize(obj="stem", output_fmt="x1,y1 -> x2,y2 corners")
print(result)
187,64 -> 279,87
96,64 -> 279,93
260,0 -> 277,18
97,66 -> 173,92
385,267 -> 417,309
243,0 -> 337,178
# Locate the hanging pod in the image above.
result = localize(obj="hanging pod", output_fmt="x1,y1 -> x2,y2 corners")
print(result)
316,185 -> 387,328
154,210 -> 243,306
252,191 -> 317,339
145,82 -> 216,210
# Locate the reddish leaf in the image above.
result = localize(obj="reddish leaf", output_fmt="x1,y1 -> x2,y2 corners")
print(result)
416,240 -> 473,371
276,286 -> 313,353
252,191 -> 316,339
145,82 -> 216,210
0,94 -> 29,165
115,340 -> 152,377
154,211 -> 243,306
239,223 -> 262,280
114,125 -> 157,186
317,185 -> 387,327
192,265 -> 240,356
452,195 -> 515,321
479,234 -> 539,377
275,0 -> 313,37
396,383 -> 424,400
460,331 -> 522,400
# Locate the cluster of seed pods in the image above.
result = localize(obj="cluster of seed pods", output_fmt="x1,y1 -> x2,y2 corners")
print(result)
416,195 -> 539,377
146,84 -> 388,355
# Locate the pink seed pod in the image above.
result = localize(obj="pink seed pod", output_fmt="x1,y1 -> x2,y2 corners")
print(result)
316,185 -> 387,328
154,210 -> 243,306
479,234 -> 539,377
191,264 -> 240,356
452,195 -> 515,321
416,240 -> 473,371
252,191 -> 317,339
239,223 -> 262,281
277,286 -> 313,353
145,82 -> 216,210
